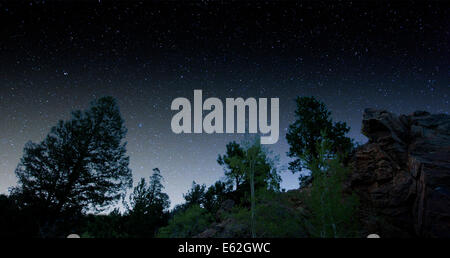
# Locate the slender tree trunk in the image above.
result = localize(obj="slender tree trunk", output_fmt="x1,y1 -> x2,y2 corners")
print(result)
250,159 -> 255,238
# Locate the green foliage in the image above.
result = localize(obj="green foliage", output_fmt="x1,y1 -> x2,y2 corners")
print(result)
182,181 -> 232,215
217,141 -> 246,189
81,209 -> 128,238
183,181 -> 207,207
203,181 -> 232,215
157,205 -> 213,238
218,139 -> 280,193
228,190 -> 306,238
286,96 -> 353,185
305,133 -> 359,238
3,95 -> 361,238
219,138 -> 280,237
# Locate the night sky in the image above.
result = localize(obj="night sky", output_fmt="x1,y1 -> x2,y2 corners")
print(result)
0,1 -> 448,207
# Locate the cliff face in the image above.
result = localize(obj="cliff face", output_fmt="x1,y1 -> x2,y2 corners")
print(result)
348,109 -> 450,237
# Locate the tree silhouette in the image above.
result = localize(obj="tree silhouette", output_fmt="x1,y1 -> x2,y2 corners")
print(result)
203,181 -> 232,214
178,181 -> 231,215
183,181 -> 207,207
286,96 -> 353,186
219,140 -> 280,195
128,168 -> 170,213
217,141 -> 246,190
228,139 -> 280,237
305,132 -> 359,237
126,168 -> 170,237
10,96 -> 132,236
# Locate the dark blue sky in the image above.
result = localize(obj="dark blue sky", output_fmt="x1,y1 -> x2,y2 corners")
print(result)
0,1 -> 448,207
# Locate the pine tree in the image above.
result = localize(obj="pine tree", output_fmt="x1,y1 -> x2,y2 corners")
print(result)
183,181 -> 207,207
217,141 -> 246,190
126,168 -> 170,237
11,97 -> 132,233
286,96 -> 353,186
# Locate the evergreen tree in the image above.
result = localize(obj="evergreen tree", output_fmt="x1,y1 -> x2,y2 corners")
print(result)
126,168 -> 170,237
183,181 -> 206,207
10,97 -> 132,235
286,96 -> 352,186
203,181 -> 232,214
217,141 -> 246,190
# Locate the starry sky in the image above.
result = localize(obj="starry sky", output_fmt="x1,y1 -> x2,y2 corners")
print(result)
0,0 -> 448,207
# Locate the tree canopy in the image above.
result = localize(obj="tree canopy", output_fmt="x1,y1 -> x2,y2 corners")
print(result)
11,96 -> 132,224
286,96 -> 353,185
218,140 -> 280,193
125,168 -> 170,237
305,133 -> 359,237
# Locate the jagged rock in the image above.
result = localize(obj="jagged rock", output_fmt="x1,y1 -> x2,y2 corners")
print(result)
216,199 -> 235,219
348,109 -> 450,237
195,227 -> 218,238
196,199 -> 247,238
196,218 -> 249,238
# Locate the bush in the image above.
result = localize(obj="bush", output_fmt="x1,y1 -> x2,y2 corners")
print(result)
228,190 -> 307,238
305,134 -> 359,238
80,210 -> 128,238
157,205 -> 213,238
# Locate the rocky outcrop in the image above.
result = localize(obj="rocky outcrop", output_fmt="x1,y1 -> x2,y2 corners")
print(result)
196,190 -> 309,238
195,199 -> 250,238
348,109 -> 450,237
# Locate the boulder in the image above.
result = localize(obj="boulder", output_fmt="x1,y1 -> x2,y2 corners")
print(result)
348,109 -> 450,237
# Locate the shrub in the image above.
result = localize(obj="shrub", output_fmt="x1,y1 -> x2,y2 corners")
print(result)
157,205 -> 213,238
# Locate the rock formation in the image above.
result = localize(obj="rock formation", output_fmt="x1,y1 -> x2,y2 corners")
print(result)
347,109 -> 450,237
196,109 -> 449,238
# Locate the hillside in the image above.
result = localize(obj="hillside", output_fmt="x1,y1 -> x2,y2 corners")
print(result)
196,109 -> 450,238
